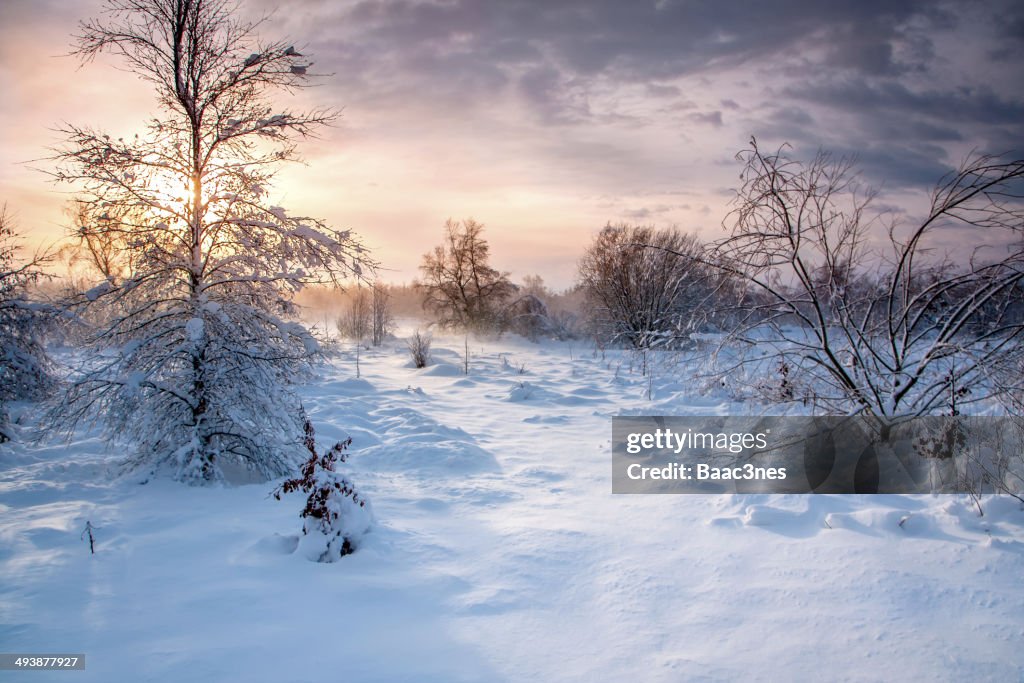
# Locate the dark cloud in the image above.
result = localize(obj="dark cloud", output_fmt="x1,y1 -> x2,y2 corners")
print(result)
276,1 -> 959,118
802,142 -> 956,190
769,106 -> 814,127
774,75 -> 1024,185
989,2 -> 1024,59
746,106 -> 816,146
687,111 -> 724,128
518,65 -> 590,124
5,0 -> 1023,272
647,83 -> 682,98
241,0 -> 1020,166
785,78 -> 1024,127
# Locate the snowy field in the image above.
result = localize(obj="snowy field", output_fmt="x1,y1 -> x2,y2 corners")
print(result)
2,330 -> 1023,682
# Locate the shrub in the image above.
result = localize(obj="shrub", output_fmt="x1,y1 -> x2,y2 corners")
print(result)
407,329 -> 432,368
272,420 -> 372,562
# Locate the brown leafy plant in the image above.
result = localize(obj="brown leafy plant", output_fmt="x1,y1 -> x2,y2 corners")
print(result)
272,419 -> 372,562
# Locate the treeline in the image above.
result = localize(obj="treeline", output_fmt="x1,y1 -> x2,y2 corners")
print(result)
329,140 -> 1024,424
6,138 -> 1024,460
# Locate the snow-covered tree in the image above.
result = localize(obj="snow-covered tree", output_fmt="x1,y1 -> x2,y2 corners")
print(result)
47,0 -> 372,482
712,138 -> 1024,422
0,205 -> 54,443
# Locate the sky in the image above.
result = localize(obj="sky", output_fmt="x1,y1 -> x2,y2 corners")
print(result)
1,0 -> 1022,290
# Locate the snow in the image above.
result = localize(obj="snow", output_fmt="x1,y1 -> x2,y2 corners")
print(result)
185,317 -> 204,343
290,224 -> 336,247
1,330 -> 1023,681
82,281 -> 112,302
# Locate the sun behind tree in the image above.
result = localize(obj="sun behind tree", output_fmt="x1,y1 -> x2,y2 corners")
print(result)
48,0 -> 373,484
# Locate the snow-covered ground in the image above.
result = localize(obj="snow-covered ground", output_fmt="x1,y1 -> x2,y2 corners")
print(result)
2,331 -> 1023,682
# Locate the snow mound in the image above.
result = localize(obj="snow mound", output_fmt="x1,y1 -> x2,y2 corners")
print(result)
523,414 -> 570,424
507,381 -> 560,402
297,493 -> 374,563
251,533 -> 300,556
321,377 -> 376,394
422,362 -> 463,377
824,508 -> 919,535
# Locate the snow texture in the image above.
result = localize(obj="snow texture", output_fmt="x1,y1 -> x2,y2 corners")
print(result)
184,317 -> 204,344
2,327 -> 1023,681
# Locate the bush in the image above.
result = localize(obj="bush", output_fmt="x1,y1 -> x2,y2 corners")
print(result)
272,420 -> 372,562
578,223 -> 720,349
713,138 -> 1024,419
407,329 -> 432,368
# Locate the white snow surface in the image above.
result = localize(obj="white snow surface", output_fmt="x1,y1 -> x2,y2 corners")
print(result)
184,317 -> 205,343
2,330 -> 1023,682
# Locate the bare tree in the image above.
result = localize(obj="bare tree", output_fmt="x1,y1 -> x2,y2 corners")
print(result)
370,280 -> 394,346
711,138 -> 1024,425
578,223 -> 721,349
61,199 -> 134,282
46,0 -> 373,483
417,218 -> 515,332
336,286 -> 371,342
336,285 -> 371,377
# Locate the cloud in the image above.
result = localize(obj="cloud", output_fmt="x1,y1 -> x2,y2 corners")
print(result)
620,204 -> 675,220
518,65 -> 591,124
647,83 -> 682,98
687,111 -> 724,127
785,78 -> 1024,127
805,142 -> 956,190
4,0 -> 1023,286
255,0 -> 1021,161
